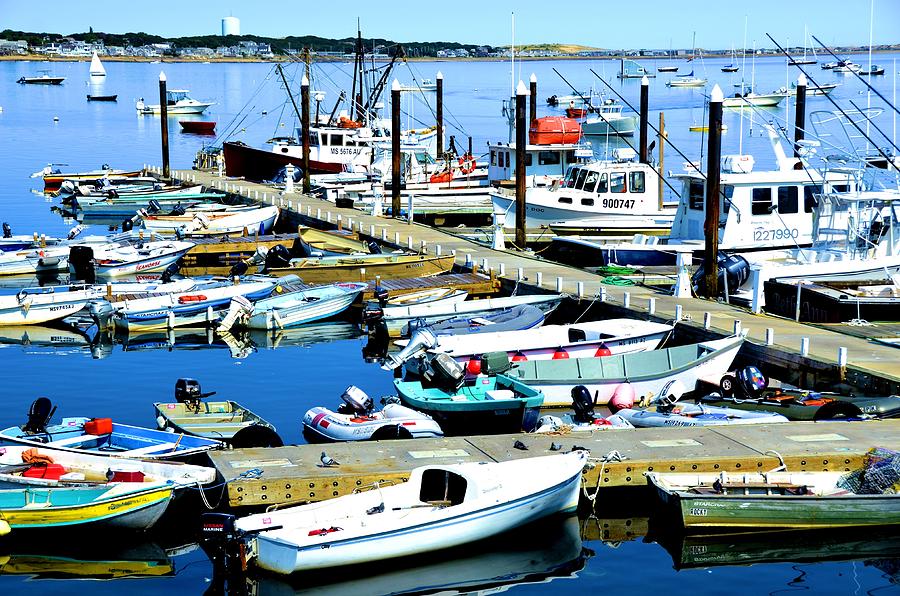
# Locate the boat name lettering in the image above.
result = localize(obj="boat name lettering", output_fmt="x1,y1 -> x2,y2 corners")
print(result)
689,507 -> 708,517
108,498 -> 142,511
601,198 -> 635,210
405,263 -> 424,269
49,305 -> 70,311
135,260 -> 162,271
753,227 -> 799,242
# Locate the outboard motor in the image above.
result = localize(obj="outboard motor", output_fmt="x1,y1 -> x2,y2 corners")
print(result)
367,240 -> 382,255
361,303 -> 385,327
692,253 -> 750,298
264,244 -> 292,271
68,245 -> 95,281
169,203 -> 186,216
88,299 -> 117,330
733,366 -> 768,399
121,218 -> 133,233
23,397 -> 56,434
175,378 -> 216,413
147,199 -> 162,214
339,385 -> 374,415
160,261 -> 180,284
422,352 -> 465,391
1,223 -> 10,239
571,385 -> 595,423
373,284 -> 390,306
381,326 -> 438,370
199,513 -> 245,591
59,180 -> 76,195
228,261 -> 249,278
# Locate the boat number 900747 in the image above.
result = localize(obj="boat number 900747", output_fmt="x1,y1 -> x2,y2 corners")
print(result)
753,227 -> 799,242
602,198 -> 635,210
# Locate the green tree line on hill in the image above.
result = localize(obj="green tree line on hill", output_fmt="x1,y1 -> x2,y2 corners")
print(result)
0,29 -> 494,57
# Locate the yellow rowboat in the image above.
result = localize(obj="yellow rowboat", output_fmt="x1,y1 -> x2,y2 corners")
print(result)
0,483 -> 173,533
0,544 -> 174,579
266,253 -> 456,284
688,124 -> 729,133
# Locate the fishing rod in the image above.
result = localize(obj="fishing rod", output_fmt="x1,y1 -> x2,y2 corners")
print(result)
767,33 -> 900,175
811,34 -> 900,119
553,67 -> 683,198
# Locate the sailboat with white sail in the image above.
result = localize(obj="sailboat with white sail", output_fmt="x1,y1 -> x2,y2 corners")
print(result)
789,27 -> 817,66
89,51 -> 106,77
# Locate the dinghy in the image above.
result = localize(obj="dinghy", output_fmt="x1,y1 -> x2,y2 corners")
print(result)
387,318 -> 674,370
218,281 -> 366,331
367,294 -> 562,337
0,285 -> 96,326
69,239 -> 195,278
264,252 -> 456,284
647,448 -> 900,531
200,450 -> 588,575
302,385 -> 443,442
418,304 -> 548,336
0,248 -> 69,276
504,335 -> 744,406
534,386 -> 635,433
139,205 -> 279,236
154,378 -> 282,447
0,398 -> 223,460
394,352 -> 545,434
614,403 -> 788,427
382,287 -> 467,308
36,166 -> 143,192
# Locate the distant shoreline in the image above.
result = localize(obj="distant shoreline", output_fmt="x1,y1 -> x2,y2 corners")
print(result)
1,49 -> 896,64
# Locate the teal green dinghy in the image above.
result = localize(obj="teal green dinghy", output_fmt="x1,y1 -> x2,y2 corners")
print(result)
394,353 -> 545,434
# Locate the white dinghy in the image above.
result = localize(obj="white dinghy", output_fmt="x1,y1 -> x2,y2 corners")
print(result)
201,451 -> 588,575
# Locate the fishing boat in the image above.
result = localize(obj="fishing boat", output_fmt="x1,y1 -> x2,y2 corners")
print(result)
387,318 -> 674,371
86,94 -> 117,102
96,278 -> 276,331
201,450 -> 588,574
367,294 -> 562,337
491,148 -> 673,232
504,335 -> 744,406
138,205 -> 279,236
787,81 -> 839,96
302,385 -> 443,442
264,252 -> 456,284
17,73 -> 65,85
618,58 -> 655,79
614,403 -> 788,427
154,378 -> 282,446
0,482 -> 174,534
0,443 -> 216,489
69,239 -> 195,278
647,463 -> 900,531
666,71 -> 707,87
421,304 -> 548,336
0,398 -> 223,460
136,90 -> 214,115
395,351 -> 545,433
580,99 -> 638,136
860,64 -> 885,76
698,365 -> 900,420
832,60 -> 862,73
218,281 -> 366,331
89,51 -> 106,76
178,120 -> 216,134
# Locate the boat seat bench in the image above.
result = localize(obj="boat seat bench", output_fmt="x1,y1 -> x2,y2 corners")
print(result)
122,442 -> 179,455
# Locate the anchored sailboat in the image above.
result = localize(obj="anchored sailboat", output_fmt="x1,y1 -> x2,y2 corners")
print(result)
89,51 -> 106,77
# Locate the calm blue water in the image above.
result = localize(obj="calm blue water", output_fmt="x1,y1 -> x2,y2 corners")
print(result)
0,55 -> 898,594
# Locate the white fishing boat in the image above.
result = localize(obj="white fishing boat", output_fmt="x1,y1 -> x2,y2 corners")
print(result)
136,90 -> 214,115
580,99 -> 638,136
832,60 -> 862,74
491,148 -> 674,233
302,386 -> 443,442
218,281 -> 366,331
386,318 -> 674,371
721,91 -> 787,108
139,205 -> 279,236
787,81 -> 839,96
205,451 -> 587,574
89,51 -> 106,76
368,294 -> 563,337
504,335 -> 744,406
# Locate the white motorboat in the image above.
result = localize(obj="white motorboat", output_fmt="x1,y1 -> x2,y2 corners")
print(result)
721,91 -> 787,108
74,239 -> 195,277
302,386 -> 443,441
368,294 -> 563,337
386,318 -> 674,371
0,248 -> 69,276
206,451 -> 587,574
136,90 -> 214,115
139,205 -> 279,236
0,285 -> 99,326
491,148 -> 674,233
219,281 -> 366,331
580,99 -> 638,136
832,60 -> 862,74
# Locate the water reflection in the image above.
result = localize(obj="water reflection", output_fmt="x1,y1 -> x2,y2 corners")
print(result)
228,515 -> 588,596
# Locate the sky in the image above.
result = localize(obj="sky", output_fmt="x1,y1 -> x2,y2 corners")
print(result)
1,0 -> 896,49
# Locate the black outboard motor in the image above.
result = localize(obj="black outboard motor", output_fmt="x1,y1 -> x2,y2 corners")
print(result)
571,385 -> 595,423
367,240 -> 382,255
373,284 -> 389,306
147,199 -> 162,214
199,513 -> 245,593
692,253 -> 750,298
264,244 -> 292,271
228,261 -> 249,278
175,378 -> 217,412
169,203 -> 186,216
734,366 -> 768,399
23,397 -> 56,434
121,218 -> 133,233
68,245 -> 95,282
2,223 -> 11,239
160,261 -> 180,284
361,303 -> 385,326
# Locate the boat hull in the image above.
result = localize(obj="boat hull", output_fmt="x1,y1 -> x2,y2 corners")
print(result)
247,283 -> 364,330
268,254 -> 456,285
223,141 -> 344,182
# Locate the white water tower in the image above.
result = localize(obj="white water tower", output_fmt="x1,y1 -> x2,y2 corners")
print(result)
221,16 -> 240,36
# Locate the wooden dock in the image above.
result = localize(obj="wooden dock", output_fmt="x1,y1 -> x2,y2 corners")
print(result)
208,419 -> 900,509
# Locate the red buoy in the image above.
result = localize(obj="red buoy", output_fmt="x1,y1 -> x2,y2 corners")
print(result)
552,348 -> 570,360
466,358 -> 482,375
594,343 -> 612,357
511,351 -> 528,362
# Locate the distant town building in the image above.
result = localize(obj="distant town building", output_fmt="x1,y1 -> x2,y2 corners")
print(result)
222,16 -> 240,36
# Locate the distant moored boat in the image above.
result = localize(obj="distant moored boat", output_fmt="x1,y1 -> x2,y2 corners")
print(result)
179,120 -> 217,134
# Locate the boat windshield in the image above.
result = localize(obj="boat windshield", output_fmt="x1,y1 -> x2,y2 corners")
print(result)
167,90 -> 190,103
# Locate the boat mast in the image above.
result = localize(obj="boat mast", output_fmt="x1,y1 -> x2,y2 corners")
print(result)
355,23 -> 365,123
739,15 -> 747,154
277,63 -> 303,129
510,11 -> 516,99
